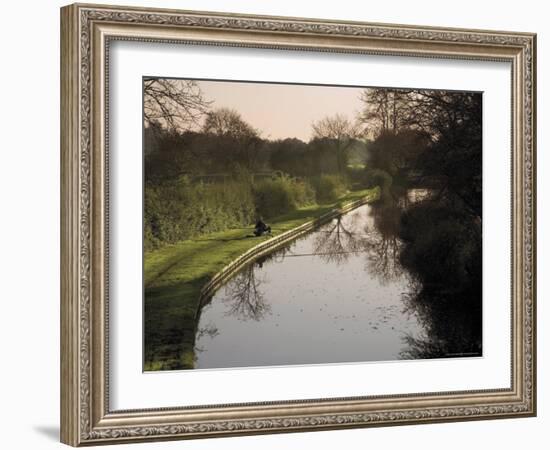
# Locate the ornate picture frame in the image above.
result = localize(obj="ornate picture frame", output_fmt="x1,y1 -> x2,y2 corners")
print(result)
60,3 -> 536,446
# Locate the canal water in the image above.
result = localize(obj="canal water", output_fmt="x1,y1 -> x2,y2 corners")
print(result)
194,196 -> 431,370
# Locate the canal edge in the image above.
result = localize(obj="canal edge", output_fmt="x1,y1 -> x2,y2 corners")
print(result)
194,189 -> 380,322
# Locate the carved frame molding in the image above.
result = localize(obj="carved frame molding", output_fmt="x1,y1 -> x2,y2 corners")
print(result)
60,3 -> 536,446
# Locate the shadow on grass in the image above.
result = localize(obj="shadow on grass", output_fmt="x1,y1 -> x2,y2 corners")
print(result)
144,278 -> 207,371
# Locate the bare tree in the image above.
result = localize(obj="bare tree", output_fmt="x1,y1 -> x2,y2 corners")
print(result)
143,78 -> 211,132
360,88 -> 481,142
202,108 -> 262,171
402,90 -> 483,217
359,88 -> 411,137
202,108 -> 258,137
311,114 -> 362,175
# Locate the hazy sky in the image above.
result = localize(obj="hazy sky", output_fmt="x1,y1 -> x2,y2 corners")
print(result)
196,80 -> 365,141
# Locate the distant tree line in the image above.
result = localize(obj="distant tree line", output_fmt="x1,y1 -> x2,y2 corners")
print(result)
143,79 -> 482,257
145,110 -> 367,181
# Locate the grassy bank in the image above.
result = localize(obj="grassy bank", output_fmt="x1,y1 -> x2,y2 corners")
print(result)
144,187 -> 378,371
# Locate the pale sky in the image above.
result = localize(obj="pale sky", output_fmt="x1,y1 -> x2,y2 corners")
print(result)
196,79 -> 365,141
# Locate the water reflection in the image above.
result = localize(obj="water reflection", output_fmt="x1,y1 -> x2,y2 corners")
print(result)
362,202 -> 403,284
222,264 -> 270,321
310,201 -> 403,284
399,275 -> 482,359
312,215 -> 364,264
194,189 -> 482,369
398,189 -> 482,359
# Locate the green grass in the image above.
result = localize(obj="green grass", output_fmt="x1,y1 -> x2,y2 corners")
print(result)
144,187 -> 378,371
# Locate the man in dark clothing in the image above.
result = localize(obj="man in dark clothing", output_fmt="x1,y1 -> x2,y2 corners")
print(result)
254,218 -> 271,236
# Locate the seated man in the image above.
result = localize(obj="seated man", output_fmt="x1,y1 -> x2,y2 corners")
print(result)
254,218 -> 271,236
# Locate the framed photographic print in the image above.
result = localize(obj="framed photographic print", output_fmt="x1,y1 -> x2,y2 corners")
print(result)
60,3 -> 537,446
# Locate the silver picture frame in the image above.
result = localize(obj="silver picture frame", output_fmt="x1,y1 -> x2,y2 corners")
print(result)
61,3 -> 536,446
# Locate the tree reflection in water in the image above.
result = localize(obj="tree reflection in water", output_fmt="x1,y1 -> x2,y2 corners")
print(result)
197,189 -> 482,361
398,200 -> 483,359
221,249 -> 290,321
312,197 -> 404,284
194,322 -> 220,355
400,281 -> 482,359
196,323 -> 219,339
222,264 -> 270,321
313,190 -> 482,360
362,200 -> 404,284
312,215 -> 362,264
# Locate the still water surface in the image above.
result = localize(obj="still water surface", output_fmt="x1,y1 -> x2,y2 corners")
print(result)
195,198 -> 429,369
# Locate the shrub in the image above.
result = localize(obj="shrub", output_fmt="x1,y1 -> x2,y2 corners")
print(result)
253,175 -> 314,219
144,173 -> 321,250
310,174 -> 347,202
292,179 -> 316,207
144,177 -> 256,250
